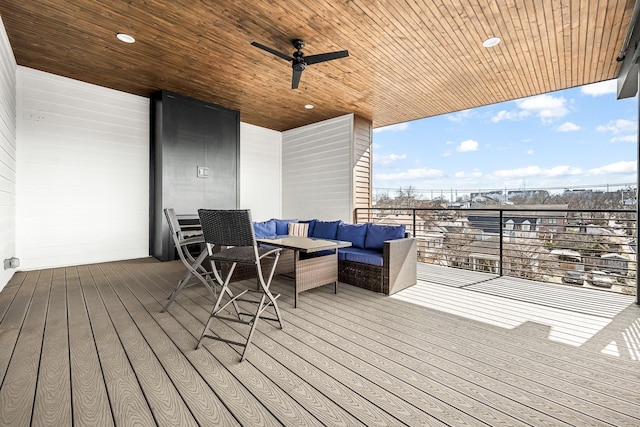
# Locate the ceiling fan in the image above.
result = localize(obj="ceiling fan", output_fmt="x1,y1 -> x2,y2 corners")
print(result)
251,39 -> 349,89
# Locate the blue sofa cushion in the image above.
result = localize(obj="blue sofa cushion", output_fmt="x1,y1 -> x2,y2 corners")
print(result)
311,220 -> 342,240
253,219 -> 276,238
336,223 -> 368,248
299,219 -> 317,236
272,218 -> 297,235
340,247 -> 384,266
364,223 -> 406,250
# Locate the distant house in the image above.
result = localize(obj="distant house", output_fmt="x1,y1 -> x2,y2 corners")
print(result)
457,235 -> 552,277
466,204 -> 569,234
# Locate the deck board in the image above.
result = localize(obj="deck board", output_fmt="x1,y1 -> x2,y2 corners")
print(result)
32,268 -> 71,426
0,270 -> 51,427
292,288 -> 610,426
89,263 -> 199,427
1,258 -> 639,427
325,285 -> 639,426
0,272 -> 25,323
78,264 -> 158,426
66,266 -> 114,427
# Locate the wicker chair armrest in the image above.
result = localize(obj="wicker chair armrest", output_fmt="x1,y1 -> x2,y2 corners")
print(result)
383,237 -> 417,294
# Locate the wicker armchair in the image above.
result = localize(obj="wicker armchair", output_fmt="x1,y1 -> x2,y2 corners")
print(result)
338,235 -> 417,295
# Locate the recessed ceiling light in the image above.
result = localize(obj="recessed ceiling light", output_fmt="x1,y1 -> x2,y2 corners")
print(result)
482,37 -> 501,48
304,104 -> 314,109
116,33 -> 136,43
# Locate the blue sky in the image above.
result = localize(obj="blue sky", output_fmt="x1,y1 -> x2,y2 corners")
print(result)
372,79 -> 637,197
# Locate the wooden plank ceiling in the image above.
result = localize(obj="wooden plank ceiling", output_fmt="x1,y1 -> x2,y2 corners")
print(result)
0,0 -> 634,131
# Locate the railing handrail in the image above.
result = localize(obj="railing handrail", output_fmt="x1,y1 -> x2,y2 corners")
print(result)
355,206 -> 638,303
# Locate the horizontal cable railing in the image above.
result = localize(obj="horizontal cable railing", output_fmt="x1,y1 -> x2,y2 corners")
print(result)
355,207 -> 637,296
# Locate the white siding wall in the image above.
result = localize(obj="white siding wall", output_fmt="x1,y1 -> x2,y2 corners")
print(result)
16,67 -> 150,269
282,114 -> 353,222
0,17 -> 17,291
240,122 -> 282,221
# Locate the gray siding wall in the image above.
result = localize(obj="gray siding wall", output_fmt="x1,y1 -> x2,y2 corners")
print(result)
282,114 -> 353,222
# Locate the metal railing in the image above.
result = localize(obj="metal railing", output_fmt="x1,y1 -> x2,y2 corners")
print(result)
355,207 -> 638,298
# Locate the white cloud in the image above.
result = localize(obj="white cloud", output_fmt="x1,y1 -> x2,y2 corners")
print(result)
493,165 -> 582,179
373,123 -> 409,133
455,170 -> 483,178
456,139 -> 479,152
587,161 -> 636,175
374,153 -> 407,166
596,119 -> 636,134
491,110 -> 529,123
376,168 -> 445,181
581,80 -> 616,96
545,165 -> 583,177
442,150 -> 453,157
447,109 -> 475,122
557,122 -> 580,132
490,161 -> 636,181
493,166 -> 542,179
491,94 -> 568,123
526,149 -> 534,155
516,94 -> 569,120
597,119 -> 637,143
610,135 -> 637,143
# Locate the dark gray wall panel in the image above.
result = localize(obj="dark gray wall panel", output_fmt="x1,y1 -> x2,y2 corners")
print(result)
151,90 -> 239,260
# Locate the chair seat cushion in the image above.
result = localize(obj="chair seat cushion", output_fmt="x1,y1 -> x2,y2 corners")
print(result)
338,247 -> 383,266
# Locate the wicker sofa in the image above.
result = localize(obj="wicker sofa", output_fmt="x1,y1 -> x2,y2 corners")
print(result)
228,218 -> 417,295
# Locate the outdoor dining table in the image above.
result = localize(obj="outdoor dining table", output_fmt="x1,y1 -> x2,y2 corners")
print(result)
256,236 -> 352,307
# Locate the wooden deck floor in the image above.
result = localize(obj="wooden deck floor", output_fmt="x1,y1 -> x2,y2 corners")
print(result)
1,258 -> 639,426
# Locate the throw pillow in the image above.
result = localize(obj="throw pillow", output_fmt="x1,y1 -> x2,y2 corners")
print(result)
272,219 -> 297,235
288,222 -> 309,237
299,219 -> 317,236
364,223 -> 406,250
253,219 -> 276,238
311,220 -> 343,240
336,223 -> 368,248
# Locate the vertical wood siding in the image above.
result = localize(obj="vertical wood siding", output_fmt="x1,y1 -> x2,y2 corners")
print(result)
353,116 -> 372,222
0,17 -> 17,291
282,114 -> 353,222
240,122 -> 282,221
16,67 -> 150,269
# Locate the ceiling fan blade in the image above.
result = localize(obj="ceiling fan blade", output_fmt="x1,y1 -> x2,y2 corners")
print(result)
291,68 -> 302,89
251,42 -> 293,61
305,50 -> 349,65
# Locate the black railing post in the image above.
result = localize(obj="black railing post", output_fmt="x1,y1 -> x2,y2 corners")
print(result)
499,209 -> 504,276
413,208 -> 417,237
